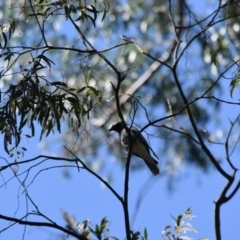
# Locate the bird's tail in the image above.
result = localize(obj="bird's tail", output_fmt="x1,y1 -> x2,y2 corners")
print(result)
144,158 -> 160,175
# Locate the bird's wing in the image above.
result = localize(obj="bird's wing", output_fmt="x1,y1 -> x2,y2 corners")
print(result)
130,127 -> 150,152
122,125 -> 160,175
131,126 -> 160,160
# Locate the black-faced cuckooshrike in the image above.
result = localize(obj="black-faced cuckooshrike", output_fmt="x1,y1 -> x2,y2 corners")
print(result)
109,121 -> 159,175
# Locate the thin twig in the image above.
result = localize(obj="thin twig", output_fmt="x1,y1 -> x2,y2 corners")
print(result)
0,213 -> 89,240
64,146 -> 123,203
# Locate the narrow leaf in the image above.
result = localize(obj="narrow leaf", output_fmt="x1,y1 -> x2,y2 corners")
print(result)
87,86 -> 99,96
37,54 -> 55,67
2,32 -> 7,48
230,77 -> 240,98
51,81 -> 68,87
77,86 -> 86,93
4,134 -> 10,154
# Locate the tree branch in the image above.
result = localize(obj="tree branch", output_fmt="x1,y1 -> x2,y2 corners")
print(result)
111,75 -> 132,240
0,213 -> 88,240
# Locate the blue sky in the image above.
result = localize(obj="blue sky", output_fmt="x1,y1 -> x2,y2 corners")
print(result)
1,119 -> 240,240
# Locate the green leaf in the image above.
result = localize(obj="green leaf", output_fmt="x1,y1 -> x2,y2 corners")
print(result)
37,54 -> 55,68
176,214 -> 183,227
4,133 -> 10,154
19,118 -> 27,131
8,20 -> 16,39
87,86 -> 99,96
51,81 -> 68,87
31,117 -> 35,137
43,7 -> 51,17
74,14 -> 83,22
230,76 -> 240,98
131,231 -> 140,240
4,52 -> 14,65
89,5 -> 97,21
45,119 -> 53,137
102,9 -> 107,22
77,86 -> 87,93
15,131 -> 20,147
143,228 -> 148,240
38,0 -> 46,4
86,14 -> 96,27
67,96 -> 79,105
64,5 -> 71,19
101,1 -> 110,22
100,217 -> 108,231
55,114 -> 61,133
1,32 -> 7,49
40,128 -> 44,141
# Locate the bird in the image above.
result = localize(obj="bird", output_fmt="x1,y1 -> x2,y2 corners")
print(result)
109,121 -> 159,175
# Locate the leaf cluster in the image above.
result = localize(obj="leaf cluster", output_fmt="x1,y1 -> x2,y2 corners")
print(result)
29,0 -> 110,26
0,0 -> 107,156
62,211 -> 118,240
162,208 -> 207,240
0,71 -> 101,155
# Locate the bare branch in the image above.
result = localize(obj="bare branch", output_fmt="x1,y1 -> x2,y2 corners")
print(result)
0,213 -> 89,240
63,146 -> 123,204
225,115 -> 240,170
